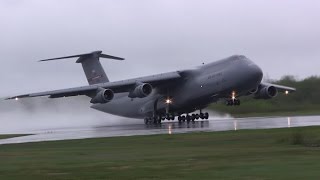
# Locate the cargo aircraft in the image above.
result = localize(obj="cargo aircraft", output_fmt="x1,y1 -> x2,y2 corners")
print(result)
6,51 -> 296,124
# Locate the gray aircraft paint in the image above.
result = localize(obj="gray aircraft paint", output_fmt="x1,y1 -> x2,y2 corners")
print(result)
91,55 -> 263,118
6,52 -> 295,121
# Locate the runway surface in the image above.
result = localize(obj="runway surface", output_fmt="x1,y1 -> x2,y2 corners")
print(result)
0,115 -> 320,145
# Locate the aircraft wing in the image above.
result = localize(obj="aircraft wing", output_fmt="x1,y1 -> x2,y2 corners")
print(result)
261,82 -> 296,93
5,86 -> 97,99
5,71 -> 182,100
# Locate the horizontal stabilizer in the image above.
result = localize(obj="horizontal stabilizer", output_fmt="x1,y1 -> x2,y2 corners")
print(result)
38,51 -> 124,62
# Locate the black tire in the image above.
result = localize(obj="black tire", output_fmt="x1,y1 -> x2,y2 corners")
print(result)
144,118 -> 149,125
200,113 -> 204,119
192,114 -> 196,121
186,115 -> 191,122
204,112 -> 209,119
153,117 -> 158,124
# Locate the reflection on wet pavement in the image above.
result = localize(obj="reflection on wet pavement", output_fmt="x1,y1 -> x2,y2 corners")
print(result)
0,115 -> 319,145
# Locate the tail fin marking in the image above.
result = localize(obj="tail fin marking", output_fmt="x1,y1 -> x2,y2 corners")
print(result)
39,51 -> 124,85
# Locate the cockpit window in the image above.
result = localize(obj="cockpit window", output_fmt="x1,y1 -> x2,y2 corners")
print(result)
228,55 -> 246,62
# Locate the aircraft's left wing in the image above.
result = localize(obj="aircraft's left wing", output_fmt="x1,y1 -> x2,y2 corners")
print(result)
261,82 -> 296,93
5,71 -> 182,100
5,86 -> 97,99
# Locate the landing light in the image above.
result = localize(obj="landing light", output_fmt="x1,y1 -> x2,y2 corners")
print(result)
285,90 -> 289,95
15,97 -> 19,101
165,99 -> 172,104
232,91 -> 236,100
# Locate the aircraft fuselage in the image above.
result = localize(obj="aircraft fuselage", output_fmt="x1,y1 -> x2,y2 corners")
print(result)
91,55 -> 263,118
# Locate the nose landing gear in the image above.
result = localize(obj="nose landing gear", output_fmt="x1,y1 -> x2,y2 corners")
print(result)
226,99 -> 240,106
226,91 -> 241,106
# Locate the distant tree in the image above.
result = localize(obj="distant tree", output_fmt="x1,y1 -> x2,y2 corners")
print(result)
280,75 -> 296,82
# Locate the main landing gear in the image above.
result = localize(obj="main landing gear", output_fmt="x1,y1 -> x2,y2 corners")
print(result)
144,114 -> 176,125
144,112 -> 210,125
177,112 -> 209,123
144,116 -> 162,125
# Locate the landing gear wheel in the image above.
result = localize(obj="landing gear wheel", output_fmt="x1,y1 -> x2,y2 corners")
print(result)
157,116 -> 162,124
144,118 -> 149,125
204,112 -> 209,119
191,114 -> 196,121
181,116 -> 186,122
226,99 -> 240,106
226,100 -> 233,106
235,99 -> 241,106
166,114 -> 170,120
200,113 -> 204,119
186,115 -> 191,123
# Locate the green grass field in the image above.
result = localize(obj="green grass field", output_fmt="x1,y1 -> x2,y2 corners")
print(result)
1,127 -> 320,180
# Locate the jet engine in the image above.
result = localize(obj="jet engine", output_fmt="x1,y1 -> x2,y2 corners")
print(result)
254,85 -> 278,99
129,83 -> 153,98
90,88 -> 114,104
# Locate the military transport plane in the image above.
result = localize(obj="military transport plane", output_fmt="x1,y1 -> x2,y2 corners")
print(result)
6,51 -> 296,124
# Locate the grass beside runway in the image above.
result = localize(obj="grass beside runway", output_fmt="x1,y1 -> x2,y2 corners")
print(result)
1,127 -> 320,180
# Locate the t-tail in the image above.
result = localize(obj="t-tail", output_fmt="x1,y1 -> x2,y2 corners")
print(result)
39,51 -> 124,85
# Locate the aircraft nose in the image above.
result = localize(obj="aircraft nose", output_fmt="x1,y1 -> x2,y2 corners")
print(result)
248,63 -> 263,83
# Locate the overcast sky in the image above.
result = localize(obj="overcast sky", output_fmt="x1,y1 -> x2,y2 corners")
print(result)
1,0 -> 320,97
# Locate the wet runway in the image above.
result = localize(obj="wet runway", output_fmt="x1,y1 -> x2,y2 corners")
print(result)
0,115 -> 320,145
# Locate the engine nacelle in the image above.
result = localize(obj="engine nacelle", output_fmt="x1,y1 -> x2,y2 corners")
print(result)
90,89 -> 114,104
128,83 -> 153,98
254,85 -> 278,99
247,87 -> 259,95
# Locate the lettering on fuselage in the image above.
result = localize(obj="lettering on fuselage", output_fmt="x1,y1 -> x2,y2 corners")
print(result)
207,72 -> 223,80
207,72 -> 226,87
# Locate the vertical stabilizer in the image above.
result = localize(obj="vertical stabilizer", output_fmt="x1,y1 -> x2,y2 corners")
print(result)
39,51 -> 124,85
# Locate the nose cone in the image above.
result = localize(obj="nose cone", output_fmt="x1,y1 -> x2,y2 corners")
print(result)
248,63 -> 263,84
